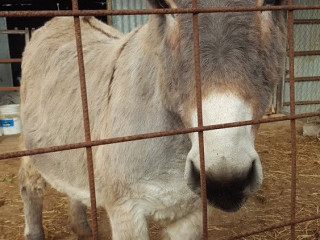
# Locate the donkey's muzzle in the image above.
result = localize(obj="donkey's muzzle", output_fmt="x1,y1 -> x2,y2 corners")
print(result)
187,161 -> 256,212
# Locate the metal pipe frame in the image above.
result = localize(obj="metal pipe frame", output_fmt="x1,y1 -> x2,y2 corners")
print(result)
1,2 -> 320,240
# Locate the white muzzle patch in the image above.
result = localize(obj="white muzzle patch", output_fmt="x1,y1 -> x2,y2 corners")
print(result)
184,92 -> 263,211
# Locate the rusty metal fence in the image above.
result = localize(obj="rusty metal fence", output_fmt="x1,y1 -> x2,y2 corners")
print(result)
0,0 -> 320,239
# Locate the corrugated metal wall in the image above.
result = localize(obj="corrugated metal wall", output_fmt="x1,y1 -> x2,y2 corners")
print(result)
282,0 -> 320,114
111,0 -> 148,33
0,18 -> 13,87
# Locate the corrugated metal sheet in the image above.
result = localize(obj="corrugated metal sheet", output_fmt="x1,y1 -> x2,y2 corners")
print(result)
282,0 -> 320,114
111,0 -> 148,33
0,18 -> 13,87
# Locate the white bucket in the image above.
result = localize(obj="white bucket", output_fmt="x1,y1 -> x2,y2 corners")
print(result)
0,104 -> 21,135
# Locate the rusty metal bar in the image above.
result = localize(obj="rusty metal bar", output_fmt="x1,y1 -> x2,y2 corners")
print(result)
191,0 -> 207,239
0,87 -> 20,91
283,100 -> 320,106
288,0 -> 297,238
294,19 -> 320,24
285,76 -> 320,82
71,0 -> 98,238
221,214 -> 320,240
0,58 -> 22,63
276,83 -> 282,114
1,111 -> 320,162
293,50 -> 320,57
1,5 -> 320,18
1,3 -> 319,240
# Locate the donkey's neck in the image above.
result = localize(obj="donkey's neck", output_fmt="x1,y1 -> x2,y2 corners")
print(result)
105,24 -> 185,139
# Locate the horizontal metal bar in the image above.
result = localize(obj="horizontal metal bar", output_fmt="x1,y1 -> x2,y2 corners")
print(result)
285,76 -> 320,82
222,214 -> 320,240
0,0 -> 48,3
0,30 -> 28,34
1,5 -> 320,18
1,52 -> 315,65
1,111 -> 319,161
283,100 -> 320,106
294,50 -> 320,57
0,58 -> 22,63
294,19 -> 320,24
0,87 -> 20,91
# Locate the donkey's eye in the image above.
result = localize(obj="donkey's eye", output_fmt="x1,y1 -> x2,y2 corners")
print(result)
150,0 -> 170,9
159,0 -> 170,8
263,0 -> 281,5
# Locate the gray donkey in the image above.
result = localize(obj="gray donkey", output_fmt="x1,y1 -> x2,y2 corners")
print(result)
19,0 -> 286,239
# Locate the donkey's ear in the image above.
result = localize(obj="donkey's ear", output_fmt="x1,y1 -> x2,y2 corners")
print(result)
147,0 -> 180,49
147,0 -> 177,9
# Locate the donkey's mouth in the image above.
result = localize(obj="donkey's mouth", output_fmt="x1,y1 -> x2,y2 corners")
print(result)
204,178 -> 248,212
187,161 -> 255,212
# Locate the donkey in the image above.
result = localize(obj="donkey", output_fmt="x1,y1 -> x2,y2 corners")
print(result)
19,0 -> 286,239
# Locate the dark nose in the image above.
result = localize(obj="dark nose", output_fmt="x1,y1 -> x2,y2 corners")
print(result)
187,161 -> 256,212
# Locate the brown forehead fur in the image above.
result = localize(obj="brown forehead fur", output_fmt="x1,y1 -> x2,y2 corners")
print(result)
147,0 -> 286,122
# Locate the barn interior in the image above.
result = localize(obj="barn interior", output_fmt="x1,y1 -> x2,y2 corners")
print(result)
0,0 -> 111,87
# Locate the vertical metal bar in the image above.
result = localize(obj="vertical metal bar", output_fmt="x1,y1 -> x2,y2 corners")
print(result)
24,27 -> 30,43
287,0 -> 297,239
276,82 -> 282,113
106,0 -> 112,25
192,0 -> 208,239
71,0 -> 99,239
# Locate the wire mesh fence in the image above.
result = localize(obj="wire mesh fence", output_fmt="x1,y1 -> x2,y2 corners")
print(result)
0,1 -> 319,240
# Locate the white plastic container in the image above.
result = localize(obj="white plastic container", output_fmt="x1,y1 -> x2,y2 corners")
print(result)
0,104 -> 21,135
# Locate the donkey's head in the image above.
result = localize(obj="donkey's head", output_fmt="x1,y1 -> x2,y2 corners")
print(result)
146,0 -> 286,211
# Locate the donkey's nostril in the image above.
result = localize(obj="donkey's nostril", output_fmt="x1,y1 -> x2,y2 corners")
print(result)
186,159 -> 260,212
246,160 -> 256,184
187,161 -> 201,195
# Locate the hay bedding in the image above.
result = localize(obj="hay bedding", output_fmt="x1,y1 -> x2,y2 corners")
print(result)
0,120 -> 319,240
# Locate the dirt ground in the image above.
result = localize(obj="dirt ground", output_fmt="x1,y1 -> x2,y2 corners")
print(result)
0,119 -> 319,240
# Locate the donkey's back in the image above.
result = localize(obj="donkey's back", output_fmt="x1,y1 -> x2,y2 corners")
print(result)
21,17 -> 126,148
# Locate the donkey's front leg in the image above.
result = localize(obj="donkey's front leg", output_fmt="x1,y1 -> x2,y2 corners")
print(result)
19,157 -> 46,240
68,197 -> 92,239
108,201 -> 149,240
162,211 -> 202,240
